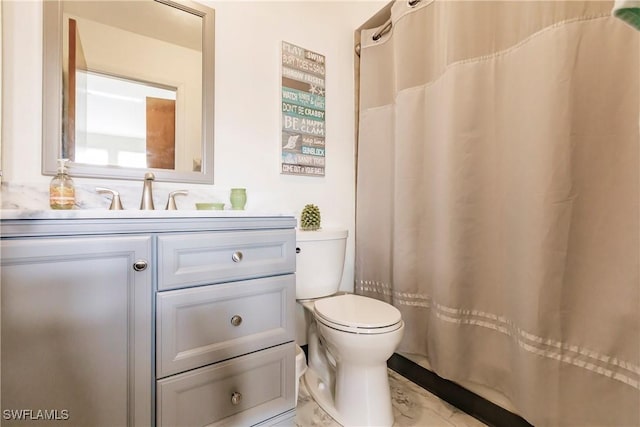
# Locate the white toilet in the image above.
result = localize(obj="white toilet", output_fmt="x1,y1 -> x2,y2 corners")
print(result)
296,228 -> 404,427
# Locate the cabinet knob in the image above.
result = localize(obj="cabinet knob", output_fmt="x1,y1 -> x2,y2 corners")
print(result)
231,392 -> 242,406
230,315 -> 243,326
133,260 -> 148,271
231,251 -> 243,263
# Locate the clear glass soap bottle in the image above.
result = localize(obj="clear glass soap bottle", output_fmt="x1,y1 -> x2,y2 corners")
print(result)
49,159 -> 75,209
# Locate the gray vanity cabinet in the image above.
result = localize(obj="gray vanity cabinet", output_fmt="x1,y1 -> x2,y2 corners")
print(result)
0,215 -> 297,427
0,234 -> 153,426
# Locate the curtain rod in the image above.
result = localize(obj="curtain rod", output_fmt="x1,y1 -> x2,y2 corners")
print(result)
355,0 -> 423,56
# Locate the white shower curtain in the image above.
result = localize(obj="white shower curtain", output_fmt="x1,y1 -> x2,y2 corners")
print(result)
355,1 -> 639,426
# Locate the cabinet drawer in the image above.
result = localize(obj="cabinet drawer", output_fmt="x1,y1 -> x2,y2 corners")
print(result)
157,229 -> 295,291
157,275 -> 296,378
157,342 -> 295,427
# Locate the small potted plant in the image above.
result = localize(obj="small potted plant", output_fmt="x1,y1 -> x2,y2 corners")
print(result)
300,204 -> 321,231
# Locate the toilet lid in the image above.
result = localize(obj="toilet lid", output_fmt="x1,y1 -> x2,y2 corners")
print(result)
314,294 -> 402,334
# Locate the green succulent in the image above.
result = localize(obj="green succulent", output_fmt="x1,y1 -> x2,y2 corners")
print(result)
300,204 -> 321,231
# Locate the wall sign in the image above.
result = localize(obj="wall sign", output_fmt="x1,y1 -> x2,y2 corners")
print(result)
281,41 -> 326,177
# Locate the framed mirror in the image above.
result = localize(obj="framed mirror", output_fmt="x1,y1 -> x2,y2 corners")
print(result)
43,0 -> 214,183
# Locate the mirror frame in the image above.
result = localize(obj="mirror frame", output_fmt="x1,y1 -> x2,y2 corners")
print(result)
42,0 -> 215,183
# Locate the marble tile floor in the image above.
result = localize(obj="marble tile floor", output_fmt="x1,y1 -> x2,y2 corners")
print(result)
294,369 -> 488,427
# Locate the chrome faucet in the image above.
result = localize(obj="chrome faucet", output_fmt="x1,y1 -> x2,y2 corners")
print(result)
140,172 -> 155,210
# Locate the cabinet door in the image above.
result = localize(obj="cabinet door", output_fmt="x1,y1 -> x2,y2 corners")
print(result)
1,235 -> 152,427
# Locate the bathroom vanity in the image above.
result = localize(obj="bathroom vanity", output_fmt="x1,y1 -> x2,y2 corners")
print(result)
0,212 -> 297,426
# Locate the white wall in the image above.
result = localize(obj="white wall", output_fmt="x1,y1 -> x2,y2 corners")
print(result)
1,1 -> 387,294
0,2 -> 2,181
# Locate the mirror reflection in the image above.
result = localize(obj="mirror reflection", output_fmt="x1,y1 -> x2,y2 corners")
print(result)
73,72 -> 179,169
43,0 -> 215,183
63,0 -> 202,172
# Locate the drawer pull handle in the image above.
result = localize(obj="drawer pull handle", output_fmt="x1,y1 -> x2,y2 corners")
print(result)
133,260 -> 148,271
231,392 -> 242,405
232,251 -> 243,263
230,315 -> 243,326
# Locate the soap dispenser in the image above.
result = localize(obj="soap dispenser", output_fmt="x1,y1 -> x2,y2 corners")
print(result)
49,159 -> 75,209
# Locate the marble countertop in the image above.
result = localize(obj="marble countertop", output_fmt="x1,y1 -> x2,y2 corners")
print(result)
0,209 -> 295,220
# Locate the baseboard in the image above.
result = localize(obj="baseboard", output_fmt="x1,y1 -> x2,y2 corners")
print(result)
387,353 -> 533,427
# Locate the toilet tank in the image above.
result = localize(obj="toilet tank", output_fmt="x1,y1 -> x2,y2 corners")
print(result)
296,228 -> 348,300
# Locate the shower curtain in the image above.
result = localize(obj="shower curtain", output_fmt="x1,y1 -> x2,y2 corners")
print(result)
355,1 -> 639,426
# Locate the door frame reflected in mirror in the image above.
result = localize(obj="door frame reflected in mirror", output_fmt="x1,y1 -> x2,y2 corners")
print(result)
42,0 -> 215,184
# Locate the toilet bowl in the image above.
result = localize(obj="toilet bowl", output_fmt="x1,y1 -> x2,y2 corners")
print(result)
296,229 -> 404,427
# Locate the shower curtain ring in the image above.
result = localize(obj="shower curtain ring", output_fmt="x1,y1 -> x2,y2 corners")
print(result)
372,21 -> 392,41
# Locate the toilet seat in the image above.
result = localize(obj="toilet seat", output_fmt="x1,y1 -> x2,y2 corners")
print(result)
313,294 -> 403,334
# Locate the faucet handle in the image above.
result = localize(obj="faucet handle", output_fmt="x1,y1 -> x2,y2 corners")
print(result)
166,190 -> 189,210
96,187 -> 124,210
